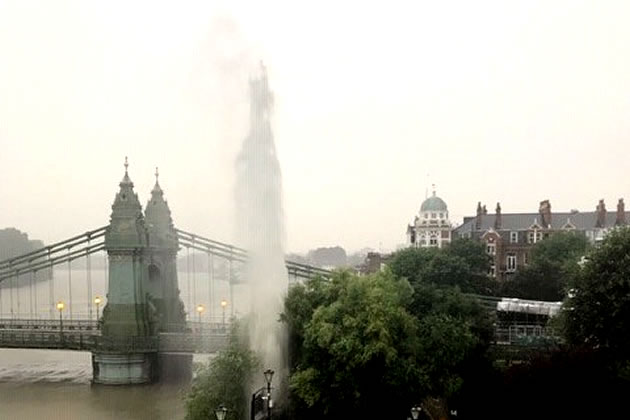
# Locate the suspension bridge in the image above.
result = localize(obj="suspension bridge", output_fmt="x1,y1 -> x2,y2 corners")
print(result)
0,160 -> 330,384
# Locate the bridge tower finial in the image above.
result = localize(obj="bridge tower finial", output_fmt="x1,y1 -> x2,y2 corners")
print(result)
155,167 -> 159,183
124,156 -> 129,174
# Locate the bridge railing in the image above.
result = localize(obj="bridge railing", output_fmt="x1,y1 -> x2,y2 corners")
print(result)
0,330 -> 230,354
0,318 -> 100,331
0,329 -> 98,350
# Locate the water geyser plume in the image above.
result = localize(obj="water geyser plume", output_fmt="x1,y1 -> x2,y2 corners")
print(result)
235,62 -> 287,388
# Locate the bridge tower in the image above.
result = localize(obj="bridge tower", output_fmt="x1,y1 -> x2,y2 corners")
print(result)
93,159 -> 157,384
144,167 -> 186,332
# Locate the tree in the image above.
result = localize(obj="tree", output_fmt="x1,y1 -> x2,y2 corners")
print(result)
283,270 -> 488,419
185,325 -> 259,420
284,270 -> 420,418
564,227 -> 630,365
387,239 -> 494,295
501,231 -> 590,301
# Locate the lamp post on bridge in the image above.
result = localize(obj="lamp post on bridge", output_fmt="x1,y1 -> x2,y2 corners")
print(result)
263,369 -> 274,420
94,296 -> 102,326
196,304 -> 205,333
220,299 -> 227,331
56,301 -> 64,343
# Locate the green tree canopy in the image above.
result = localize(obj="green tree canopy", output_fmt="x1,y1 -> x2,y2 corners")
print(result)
387,239 -> 494,295
501,231 -> 590,301
283,270 -> 487,418
185,326 -> 259,420
564,227 -> 630,365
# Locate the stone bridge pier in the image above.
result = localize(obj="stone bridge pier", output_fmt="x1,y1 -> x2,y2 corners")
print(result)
92,162 -> 189,385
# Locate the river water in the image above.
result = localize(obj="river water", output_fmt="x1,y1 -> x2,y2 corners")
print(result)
0,264 -> 241,420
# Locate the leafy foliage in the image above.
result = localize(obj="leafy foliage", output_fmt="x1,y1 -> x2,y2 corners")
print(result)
501,231 -> 590,301
283,269 -> 489,418
388,239 -> 495,295
185,325 -> 260,420
564,227 -> 630,361
285,271 -> 420,418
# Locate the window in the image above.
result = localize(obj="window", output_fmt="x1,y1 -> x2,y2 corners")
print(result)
439,213 -> 444,219
486,243 -> 496,255
489,264 -> 496,277
510,231 -> 518,243
429,235 -> 438,246
524,253 -> 529,265
424,213 -> 429,219
431,213 -> 436,219
506,254 -> 517,272
527,231 -> 542,244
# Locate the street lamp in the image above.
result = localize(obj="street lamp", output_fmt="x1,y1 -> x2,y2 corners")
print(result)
196,304 -> 205,329
215,404 -> 228,420
264,368 -> 274,420
94,296 -> 102,324
411,406 -> 422,420
56,301 -> 64,342
220,299 -> 228,329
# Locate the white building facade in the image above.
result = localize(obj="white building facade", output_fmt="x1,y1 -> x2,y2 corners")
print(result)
406,190 -> 452,248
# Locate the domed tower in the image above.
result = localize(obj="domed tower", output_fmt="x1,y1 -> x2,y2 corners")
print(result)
144,168 -> 185,331
406,188 -> 452,248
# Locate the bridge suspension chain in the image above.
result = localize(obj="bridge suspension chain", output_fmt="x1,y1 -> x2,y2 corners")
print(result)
68,257 -> 73,321
186,245 -> 191,320
10,275 -> 14,318
207,252 -> 214,322
192,237 -> 197,316
48,249 -> 54,320
29,271 -> 34,319
16,273 -> 21,317
34,271 -> 38,319
87,237 -> 92,322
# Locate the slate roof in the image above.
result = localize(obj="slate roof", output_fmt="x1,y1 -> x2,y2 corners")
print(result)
454,211 -> 630,235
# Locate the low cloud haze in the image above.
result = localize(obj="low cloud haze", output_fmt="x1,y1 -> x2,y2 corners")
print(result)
1,0 -> 629,253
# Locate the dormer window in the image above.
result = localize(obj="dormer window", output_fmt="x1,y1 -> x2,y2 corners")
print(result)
431,213 -> 436,219
439,213 -> 444,219
510,231 -> 518,243
527,231 -> 542,244
424,213 -> 429,219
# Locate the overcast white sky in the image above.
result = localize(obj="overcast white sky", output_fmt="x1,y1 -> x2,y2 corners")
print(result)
1,0 -> 629,253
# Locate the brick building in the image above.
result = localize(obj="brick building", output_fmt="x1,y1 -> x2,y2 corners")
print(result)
453,198 -> 628,280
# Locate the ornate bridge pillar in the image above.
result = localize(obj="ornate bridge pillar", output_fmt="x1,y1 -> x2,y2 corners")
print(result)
144,168 -> 191,382
93,159 -> 156,385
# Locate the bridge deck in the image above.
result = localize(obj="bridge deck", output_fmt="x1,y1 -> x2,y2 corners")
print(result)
0,322 -> 229,354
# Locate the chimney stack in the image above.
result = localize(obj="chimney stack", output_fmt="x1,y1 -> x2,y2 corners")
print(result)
494,202 -> 502,230
539,200 -> 552,228
595,199 -> 607,228
616,198 -> 625,226
475,202 -> 483,230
